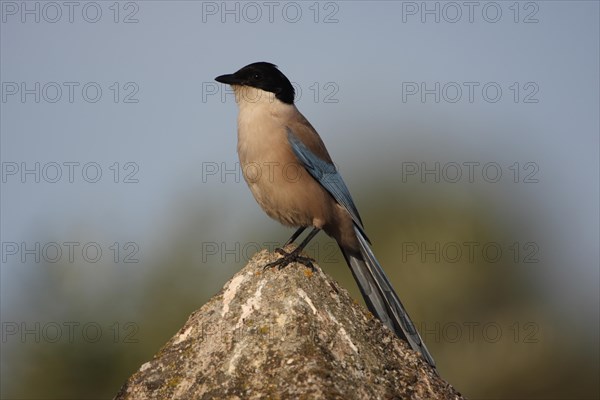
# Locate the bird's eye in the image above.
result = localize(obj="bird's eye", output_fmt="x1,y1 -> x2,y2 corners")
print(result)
253,73 -> 261,80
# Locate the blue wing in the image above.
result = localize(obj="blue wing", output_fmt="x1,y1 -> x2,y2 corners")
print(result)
287,127 -> 368,238
288,129 -> 436,369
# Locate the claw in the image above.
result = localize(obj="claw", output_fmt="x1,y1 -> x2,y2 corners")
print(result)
274,247 -> 288,257
263,247 -> 315,271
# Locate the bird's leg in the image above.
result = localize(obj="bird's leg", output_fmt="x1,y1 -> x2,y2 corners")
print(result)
264,228 -> 320,270
272,227 -> 307,257
284,227 -> 307,247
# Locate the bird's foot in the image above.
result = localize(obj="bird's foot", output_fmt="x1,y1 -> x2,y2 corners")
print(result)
263,247 -> 315,271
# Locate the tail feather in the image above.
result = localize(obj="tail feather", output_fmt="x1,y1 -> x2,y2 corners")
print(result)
340,226 -> 436,369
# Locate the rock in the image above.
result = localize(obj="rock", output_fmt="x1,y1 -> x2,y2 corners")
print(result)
115,248 -> 464,400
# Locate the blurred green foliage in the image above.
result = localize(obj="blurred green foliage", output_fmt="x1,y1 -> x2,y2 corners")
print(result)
2,181 -> 598,399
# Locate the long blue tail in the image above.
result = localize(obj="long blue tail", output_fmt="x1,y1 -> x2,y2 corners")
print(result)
340,226 -> 436,369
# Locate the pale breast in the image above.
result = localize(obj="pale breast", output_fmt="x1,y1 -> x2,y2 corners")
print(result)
236,101 -> 331,228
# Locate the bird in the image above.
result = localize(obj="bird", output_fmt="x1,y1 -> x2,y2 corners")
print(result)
215,62 -> 436,370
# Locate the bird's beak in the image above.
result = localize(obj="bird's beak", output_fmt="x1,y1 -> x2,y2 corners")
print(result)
215,73 -> 241,85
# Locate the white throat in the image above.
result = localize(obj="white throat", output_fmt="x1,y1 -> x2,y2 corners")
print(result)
232,86 -> 278,109
232,85 -> 295,124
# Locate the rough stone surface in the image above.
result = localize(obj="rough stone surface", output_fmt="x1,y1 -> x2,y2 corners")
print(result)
115,248 -> 464,400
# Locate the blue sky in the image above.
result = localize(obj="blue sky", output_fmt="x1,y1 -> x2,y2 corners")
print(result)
1,1 -> 599,397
